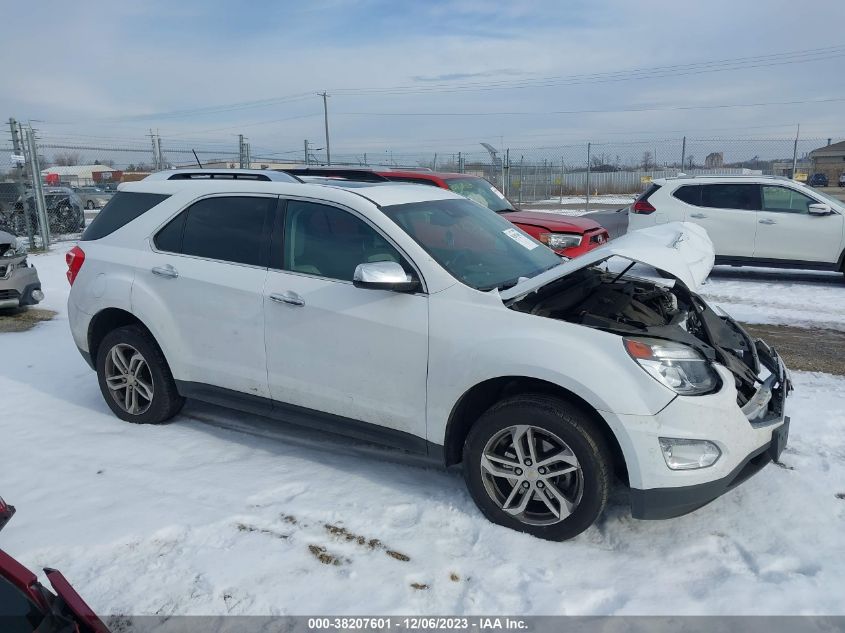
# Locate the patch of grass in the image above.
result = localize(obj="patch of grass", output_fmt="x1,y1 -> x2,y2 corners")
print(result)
410,583 -> 429,590
449,572 -> 460,582
0,308 -> 57,333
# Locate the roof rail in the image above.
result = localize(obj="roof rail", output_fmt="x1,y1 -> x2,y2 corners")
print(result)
664,173 -> 790,181
144,169 -> 301,183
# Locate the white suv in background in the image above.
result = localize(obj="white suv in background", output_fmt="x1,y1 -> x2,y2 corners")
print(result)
66,178 -> 791,540
629,175 -> 845,274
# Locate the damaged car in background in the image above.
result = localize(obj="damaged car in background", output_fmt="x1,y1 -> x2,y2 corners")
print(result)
0,231 -> 43,310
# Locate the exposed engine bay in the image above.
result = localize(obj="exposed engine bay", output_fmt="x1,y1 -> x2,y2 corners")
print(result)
509,261 -> 791,415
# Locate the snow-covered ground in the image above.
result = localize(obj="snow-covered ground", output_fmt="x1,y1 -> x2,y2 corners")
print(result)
701,267 -> 845,330
2,248 -> 845,616
528,195 -> 637,206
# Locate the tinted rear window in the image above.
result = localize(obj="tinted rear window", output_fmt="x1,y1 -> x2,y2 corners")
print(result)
177,196 -> 272,266
700,184 -> 760,210
673,185 -> 701,205
82,192 -> 170,240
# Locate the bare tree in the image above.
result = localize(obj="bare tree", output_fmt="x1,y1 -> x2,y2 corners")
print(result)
53,152 -> 82,166
641,151 -> 654,170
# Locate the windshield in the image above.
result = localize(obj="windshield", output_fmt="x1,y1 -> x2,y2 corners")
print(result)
443,177 -> 513,212
382,198 -> 561,291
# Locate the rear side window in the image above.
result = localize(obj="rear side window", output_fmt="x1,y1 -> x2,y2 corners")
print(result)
673,185 -> 701,206
82,192 -> 170,240
155,196 -> 272,267
700,184 -> 760,210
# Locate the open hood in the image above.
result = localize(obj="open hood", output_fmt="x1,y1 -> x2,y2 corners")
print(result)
499,221 -> 714,302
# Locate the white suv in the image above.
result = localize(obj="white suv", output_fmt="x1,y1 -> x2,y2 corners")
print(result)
629,175 -> 845,274
66,179 -> 791,540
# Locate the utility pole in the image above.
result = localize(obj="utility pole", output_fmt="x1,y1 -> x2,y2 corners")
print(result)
319,91 -> 331,165
149,129 -> 159,171
304,140 -> 310,166
156,135 -> 164,170
680,136 -> 686,172
586,142 -> 592,213
24,126 -> 49,248
8,118 -> 35,247
791,123 -> 800,179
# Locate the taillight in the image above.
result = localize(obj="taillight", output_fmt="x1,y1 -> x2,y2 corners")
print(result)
632,199 -> 656,214
66,246 -> 85,285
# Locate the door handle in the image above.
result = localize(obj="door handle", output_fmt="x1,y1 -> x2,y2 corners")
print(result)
151,264 -> 179,279
759,218 -> 776,225
689,213 -> 708,219
269,291 -> 305,307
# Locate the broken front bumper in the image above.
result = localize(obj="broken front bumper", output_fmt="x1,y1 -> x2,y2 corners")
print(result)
610,342 -> 791,519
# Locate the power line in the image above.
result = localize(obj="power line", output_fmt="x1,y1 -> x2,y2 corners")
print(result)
40,44 -> 845,125
337,95 -> 845,117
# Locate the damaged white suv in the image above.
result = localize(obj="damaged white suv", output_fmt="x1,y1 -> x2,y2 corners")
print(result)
66,179 -> 792,540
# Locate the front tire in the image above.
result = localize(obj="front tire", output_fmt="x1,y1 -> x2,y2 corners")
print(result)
463,395 -> 612,541
96,325 -> 185,424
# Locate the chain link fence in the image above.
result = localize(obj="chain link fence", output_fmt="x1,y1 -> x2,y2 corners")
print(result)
3,121 -> 842,248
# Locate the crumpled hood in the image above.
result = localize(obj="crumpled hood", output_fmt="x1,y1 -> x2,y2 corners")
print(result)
499,221 -> 715,301
501,210 -> 603,232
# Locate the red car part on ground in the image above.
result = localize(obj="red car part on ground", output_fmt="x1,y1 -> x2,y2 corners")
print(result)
284,167 -> 610,258
0,496 -> 110,633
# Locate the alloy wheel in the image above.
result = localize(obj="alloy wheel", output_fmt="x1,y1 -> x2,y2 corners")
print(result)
480,424 -> 583,526
104,343 -> 154,415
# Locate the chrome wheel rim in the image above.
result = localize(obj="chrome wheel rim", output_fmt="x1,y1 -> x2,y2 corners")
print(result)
105,343 -> 154,415
480,425 -> 583,526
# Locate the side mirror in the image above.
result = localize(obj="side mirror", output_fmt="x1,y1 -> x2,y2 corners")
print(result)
808,203 -> 832,215
353,261 -> 420,293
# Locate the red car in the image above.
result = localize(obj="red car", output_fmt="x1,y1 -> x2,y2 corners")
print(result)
0,496 -> 110,633
285,168 -> 610,258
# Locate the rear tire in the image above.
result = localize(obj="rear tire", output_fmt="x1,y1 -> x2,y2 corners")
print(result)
462,394 -> 612,541
96,325 -> 184,424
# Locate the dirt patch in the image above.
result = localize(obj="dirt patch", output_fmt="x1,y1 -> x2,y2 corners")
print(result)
410,583 -> 429,590
235,523 -> 290,540
308,544 -> 345,566
449,572 -> 461,582
324,523 -> 411,562
740,323 -> 845,375
836,493 -> 845,500
0,308 -> 57,333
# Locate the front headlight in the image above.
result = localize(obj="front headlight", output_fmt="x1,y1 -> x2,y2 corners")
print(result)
624,337 -> 719,395
1,243 -> 27,258
540,232 -> 582,249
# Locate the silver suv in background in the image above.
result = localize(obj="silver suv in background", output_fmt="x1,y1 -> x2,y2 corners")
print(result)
73,186 -> 113,210
0,231 -> 43,309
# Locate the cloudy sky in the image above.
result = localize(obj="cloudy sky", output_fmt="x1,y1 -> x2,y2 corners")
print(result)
2,0 -> 845,164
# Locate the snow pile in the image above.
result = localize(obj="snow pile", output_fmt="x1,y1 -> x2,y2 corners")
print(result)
1,249 -> 844,615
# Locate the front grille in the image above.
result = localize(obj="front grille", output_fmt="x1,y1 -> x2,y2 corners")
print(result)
0,289 -> 21,300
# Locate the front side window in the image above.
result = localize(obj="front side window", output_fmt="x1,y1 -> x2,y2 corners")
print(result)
154,196 -> 272,266
444,177 -> 512,212
761,186 -> 818,213
382,198 -> 561,291
700,184 -> 760,211
282,200 -> 407,281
